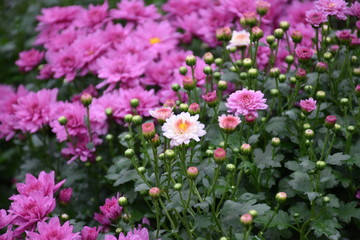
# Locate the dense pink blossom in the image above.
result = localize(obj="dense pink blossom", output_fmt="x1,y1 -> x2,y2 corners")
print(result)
110,0 -> 160,22
36,6 -> 83,31
295,46 -> 314,61
105,226 -> 149,240
220,0 -> 256,18
44,27 -> 79,51
0,210 -> 15,229
315,0 -> 349,20
300,98 -> 317,113
15,49 -> 44,72
336,29 -> 352,41
81,226 -> 99,240
163,0 -> 210,16
75,1 -> 109,29
94,194 -> 122,226
103,22 -> 133,47
13,89 -> 58,133
59,188 -> 72,205
350,2 -> 360,18
26,217 -> 80,240
283,1 -> 314,26
306,9 -> 328,27
226,89 -> 268,117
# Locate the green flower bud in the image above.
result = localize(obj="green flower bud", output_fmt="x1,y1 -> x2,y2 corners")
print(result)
165,149 -> 176,160
316,91 -> 326,101
323,196 -> 330,203
58,116 -> 67,126
323,52 -> 332,61
279,21 -> 290,31
179,103 -> 189,112
240,72 -> 248,80
275,192 -> 287,203
203,66 -> 213,75
125,149 -> 135,158
243,58 -> 253,68
118,196 -> 128,206
132,115 -> 143,125
274,28 -> 284,39
290,76 -> 297,84
218,80 -> 228,91
106,134 -> 113,141
130,98 -> 139,108
270,88 -> 279,97
279,74 -> 286,83
179,66 -> 188,75
124,114 -> 133,123
138,166 -> 146,174
333,123 -> 341,132
204,52 -> 214,64
248,68 -> 258,78
215,58 -> 223,66
81,93 -> 92,107
248,209 -> 258,218
266,35 -> 275,45
186,55 -> 196,66
303,123 -> 311,129
174,183 -> 182,191
213,72 -> 221,80
226,163 -> 236,172
172,83 -> 180,92
105,107 -> 113,117
240,143 -> 252,155
271,137 -> 281,147
347,125 -> 355,133
304,129 -> 314,139
316,161 -> 326,170
269,67 -> 280,78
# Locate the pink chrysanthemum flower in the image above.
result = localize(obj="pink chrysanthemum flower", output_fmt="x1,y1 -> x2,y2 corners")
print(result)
220,0 -> 256,18
300,98 -> 317,113
36,6 -> 83,31
315,0 -> 349,20
94,194 -> 123,226
81,226 -> 99,240
110,0 -> 160,23
0,209 -> 15,229
295,46 -> 314,61
61,134 -> 102,163
149,107 -> 173,122
162,112 -> 206,147
75,1 -> 109,29
13,89 -> 58,133
218,114 -> 241,133
26,217 -> 80,240
105,226 -> 149,240
15,49 -> 44,72
226,89 -> 268,117
306,9 -> 328,27
350,2 -> 360,18
163,0 -> 210,16
227,30 -> 251,49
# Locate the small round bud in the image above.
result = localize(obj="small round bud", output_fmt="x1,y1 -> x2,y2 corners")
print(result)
179,66 -> 188,75
240,143 -> 252,155
186,55 -> 196,66
290,76 -> 297,84
124,114 -> 133,123
256,0 -> 270,16
81,93 -> 92,107
240,213 -> 253,226
285,55 -> 294,65
174,183 -> 182,191
248,68 -> 258,78
305,139 -> 312,146
61,213 -> 69,221
304,85 -> 312,94
248,209 -> 258,218
333,123 -> 341,132
122,213 -> 131,223
325,115 -> 337,128
118,196 -> 128,206
219,141 -> 225,148
293,213 -> 300,218
172,84 -> 180,92
279,21 -> 290,31
204,52 -> 214,64
188,103 -> 200,115
214,148 -> 226,164
279,74 -> 286,83
106,134 -> 113,141
165,149 -> 175,160
158,153 -> 165,160
304,129 -> 314,139
229,46 -> 237,53
270,88 -> 279,97
138,166 -> 146,174
295,68 -> 307,82
236,60 -> 242,67
269,67 -> 280,78
276,192 -> 287,203
220,237 -> 228,240
132,115 -> 142,125
230,66 -> 237,72
115,228 -> 122,234
274,28 -> 284,39
179,103 -> 189,112
271,137 -> 281,147
243,12 -> 257,27
125,149 -> 135,158
353,68 -> 360,77
58,116 -> 67,126
214,58 -> 223,66
183,76 -> 196,91
142,122 -> 156,139
203,66 -> 213,75
245,113 -> 257,124
316,91 -> 326,101
130,98 -> 139,108
218,80 -> 228,91
266,35 -> 275,45
96,156 -> 102,162
213,72 -> 221,80
105,107 -> 113,116
340,98 -> 349,106
206,149 -> 214,157
303,123 -> 311,129
226,163 -> 236,172
323,52 -> 332,61
323,196 -> 330,203
149,187 -> 161,198
233,147 -> 239,153
187,166 -> 199,179
347,125 -> 355,133
252,26 -> 264,41
124,134 -> 132,141
240,72 -> 248,80
315,62 -> 328,73
291,30 -> 303,43
316,161 -> 326,170
243,58 -> 253,68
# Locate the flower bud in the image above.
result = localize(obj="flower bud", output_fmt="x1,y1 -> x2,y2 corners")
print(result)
118,196 -> 128,206
243,58 -> 253,68
206,149 -> 214,157
315,62 -> 328,73
323,196 -> 330,203
188,103 -> 200,115
179,66 -> 188,75
323,52 -> 332,61
142,122 -> 155,139
81,93 -> 92,107
61,213 -> 69,221
204,52 -> 214,64
295,68 -> 307,82
248,68 -> 258,78
252,27 -> 264,41
325,115 -> 337,128
290,76 -> 297,84
269,67 -> 280,78
240,143 -> 252,155
279,21 -> 290,31
59,188 -> 72,205
172,83 -> 180,92
122,213 -> 131,223
304,129 -> 314,139
174,183 -> 182,191
271,137 -> 281,147
243,12 -> 258,27
245,113 -> 257,124
230,66 -> 237,72
316,161 -> 326,170
132,115 -> 142,125
350,56 -> 358,66
187,166 -> 199,179
333,123 -> 341,132
274,28 -> 284,39
248,209 -> 258,218
125,149 -> 135,158
226,163 -> 236,172
278,74 -> 286,83
229,46 -> 237,53
214,148 -> 226,164
130,98 -> 139,108
218,80 -> 228,91
165,149 -> 175,160
316,91 -> 326,101
275,192 -> 287,203
305,139 -> 312,146
294,213 -> 300,218
347,125 -> 355,133
215,58 -> 223,66
58,116 -> 67,126
285,55 -> 294,65
240,72 -> 248,80
256,0 -> 271,16
183,76 -> 196,91
220,237 -> 228,240
149,187 -> 161,198
138,166 -> 146,174
96,156 -> 102,162
213,72 -> 221,80
124,134 -> 132,141
303,123 -> 311,129
186,55 -> 196,66
216,27 -> 232,41
124,114 -> 133,123
203,66 -> 213,75
106,134 -> 113,141
236,60 -> 243,67
353,68 -> 360,77
202,91 -> 218,107
105,107 -> 113,117
270,88 -> 279,97
266,35 -> 275,45
340,98 -> 349,107
304,85 -> 312,94
179,103 -> 189,112
240,213 -> 253,226
291,30 -> 303,43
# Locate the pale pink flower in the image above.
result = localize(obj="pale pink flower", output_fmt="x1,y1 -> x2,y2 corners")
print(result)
149,107 -> 173,122
226,89 -> 268,117
315,0 -> 349,20
13,89 -> 58,133
110,0 -> 160,23
228,30 -> 250,49
15,49 -> 44,72
26,217 -> 80,240
300,98 -> 317,113
218,114 -> 241,132
162,112 -> 206,147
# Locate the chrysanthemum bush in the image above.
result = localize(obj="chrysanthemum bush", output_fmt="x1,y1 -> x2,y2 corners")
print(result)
1,0 -> 360,239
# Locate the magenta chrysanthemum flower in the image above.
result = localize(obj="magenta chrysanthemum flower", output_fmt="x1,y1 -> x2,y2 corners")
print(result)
94,194 -> 123,226
15,49 -> 44,72
220,0 -> 256,18
295,46 -> 314,61
226,89 -> 268,117
119,227 -> 149,240
75,1 -> 109,29
26,217 -> 80,240
350,2 -> 360,18
218,114 -> 241,133
315,0 -> 349,20
0,209 -> 15,229
36,6 -> 83,31
110,0 -> 160,23
163,0 -> 210,16
61,134 -> 102,163
300,98 -> 317,113
306,9 -> 328,27
13,89 -> 58,133
81,226 -> 99,240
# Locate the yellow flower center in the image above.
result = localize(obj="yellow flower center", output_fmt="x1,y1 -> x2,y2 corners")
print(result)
236,34 -> 248,41
176,120 -> 191,133
149,37 -> 161,45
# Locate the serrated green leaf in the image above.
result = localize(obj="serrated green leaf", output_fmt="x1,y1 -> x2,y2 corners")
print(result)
327,153 -> 351,166
113,169 -> 139,186
337,201 -> 360,223
134,183 -> 149,192
288,172 -> 312,193
312,219 -> 341,240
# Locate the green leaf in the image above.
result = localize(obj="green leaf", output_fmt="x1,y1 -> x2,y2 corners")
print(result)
113,169 -> 139,186
311,219 -> 341,240
248,134 -> 260,144
255,210 -> 290,230
194,214 -> 212,230
265,117 -> 287,135
254,144 -> 283,169
327,153 -> 351,166
134,183 -> 149,192
288,172 -> 312,193
337,201 -> 360,223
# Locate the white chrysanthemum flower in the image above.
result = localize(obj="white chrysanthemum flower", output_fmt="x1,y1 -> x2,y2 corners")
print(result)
162,112 -> 206,147
227,30 -> 250,49
149,107 -> 173,122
